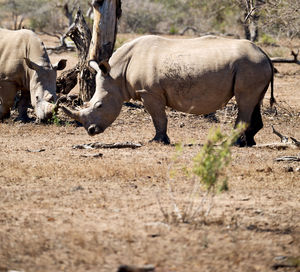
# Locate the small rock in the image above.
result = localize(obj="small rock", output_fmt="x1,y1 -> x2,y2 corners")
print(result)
254,210 -> 263,215
71,185 -> 84,192
274,256 -> 287,261
284,166 -> 294,172
117,264 -> 155,272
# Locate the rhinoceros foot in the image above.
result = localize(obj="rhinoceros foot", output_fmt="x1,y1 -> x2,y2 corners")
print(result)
14,114 -> 34,123
235,134 -> 256,147
0,111 -> 10,122
150,134 -> 170,145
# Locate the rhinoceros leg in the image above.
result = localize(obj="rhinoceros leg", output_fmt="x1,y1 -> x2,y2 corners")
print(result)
246,103 -> 263,145
0,82 -> 17,121
235,100 -> 263,147
0,100 -> 11,121
16,91 -> 31,122
139,90 -> 170,144
234,99 -> 257,147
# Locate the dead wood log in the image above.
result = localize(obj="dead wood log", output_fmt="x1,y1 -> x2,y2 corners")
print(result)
271,50 -> 300,65
275,156 -> 300,162
56,1 -> 122,101
254,143 -> 299,150
79,152 -> 103,158
117,264 -> 155,272
56,9 -> 91,96
72,142 -> 142,149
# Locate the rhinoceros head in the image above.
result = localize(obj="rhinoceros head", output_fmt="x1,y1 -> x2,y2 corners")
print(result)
61,60 -> 123,136
24,57 -> 67,121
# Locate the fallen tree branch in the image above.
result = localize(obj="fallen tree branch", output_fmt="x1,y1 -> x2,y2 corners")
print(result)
272,125 -> 288,143
38,30 -> 76,53
117,264 -> 155,272
290,137 -> 300,147
275,156 -> 300,162
73,142 -> 142,150
271,50 -> 300,65
180,26 -> 198,35
253,127 -> 300,150
270,126 -> 300,149
79,152 -> 103,158
254,143 -> 299,150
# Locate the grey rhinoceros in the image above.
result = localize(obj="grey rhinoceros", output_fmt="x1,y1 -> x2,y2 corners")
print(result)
0,28 -> 67,121
62,35 -> 275,146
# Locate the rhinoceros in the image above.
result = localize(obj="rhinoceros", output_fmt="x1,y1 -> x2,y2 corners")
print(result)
62,35 -> 275,146
0,28 -> 67,121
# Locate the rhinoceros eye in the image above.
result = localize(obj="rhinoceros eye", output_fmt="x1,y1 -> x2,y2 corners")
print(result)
94,101 -> 102,109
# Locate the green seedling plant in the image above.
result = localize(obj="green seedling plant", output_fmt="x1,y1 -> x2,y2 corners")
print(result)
159,124 -> 245,224
51,110 -> 61,126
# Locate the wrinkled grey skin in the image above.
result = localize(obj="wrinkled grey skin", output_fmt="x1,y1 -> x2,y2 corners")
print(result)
62,35 -> 274,146
0,28 -> 67,121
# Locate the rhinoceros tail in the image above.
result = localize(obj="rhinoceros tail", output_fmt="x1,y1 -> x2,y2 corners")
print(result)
266,54 -> 276,107
269,62 -> 276,107
258,46 -> 276,107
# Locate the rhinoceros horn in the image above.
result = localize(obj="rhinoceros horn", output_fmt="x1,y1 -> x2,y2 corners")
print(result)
46,99 -> 60,116
61,105 -> 83,123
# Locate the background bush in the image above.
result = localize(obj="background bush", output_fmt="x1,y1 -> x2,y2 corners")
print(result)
0,0 -> 299,39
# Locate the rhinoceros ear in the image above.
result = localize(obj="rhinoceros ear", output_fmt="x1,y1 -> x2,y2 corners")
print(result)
99,61 -> 111,76
24,58 -> 40,71
89,60 -> 101,73
53,59 -> 67,71
89,60 -> 111,76
94,101 -> 102,109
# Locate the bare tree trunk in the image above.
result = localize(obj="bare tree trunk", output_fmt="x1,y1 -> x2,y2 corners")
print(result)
89,0 -> 121,62
242,0 -> 260,42
57,0 -> 122,102
63,3 -> 75,27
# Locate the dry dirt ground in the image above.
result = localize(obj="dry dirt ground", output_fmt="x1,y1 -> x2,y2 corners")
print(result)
0,34 -> 299,272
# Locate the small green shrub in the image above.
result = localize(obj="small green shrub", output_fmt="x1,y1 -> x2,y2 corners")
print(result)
192,126 -> 243,193
169,25 -> 179,35
259,33 -> 276,46
51,111 -> 61,126
158,124 -> 245,224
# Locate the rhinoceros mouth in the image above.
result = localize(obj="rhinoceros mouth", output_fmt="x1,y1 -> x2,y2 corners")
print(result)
87,124 -> 104,136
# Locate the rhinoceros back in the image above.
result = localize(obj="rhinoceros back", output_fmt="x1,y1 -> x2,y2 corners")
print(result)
0,28 -> 50,88
110,35 -> 272,114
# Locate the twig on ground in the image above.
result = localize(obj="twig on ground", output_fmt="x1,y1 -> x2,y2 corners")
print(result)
26,148 -> 46,153
290,137 -> 300,147
272,125 -> 289,143
79,153 -> 103,158
254,143 -> 300,150
117,264 -> 155,272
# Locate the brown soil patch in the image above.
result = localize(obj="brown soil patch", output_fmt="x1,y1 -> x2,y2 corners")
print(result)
0,35 -> 299,272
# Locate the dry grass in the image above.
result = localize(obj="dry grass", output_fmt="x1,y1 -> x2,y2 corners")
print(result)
0,35 -> 299,272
